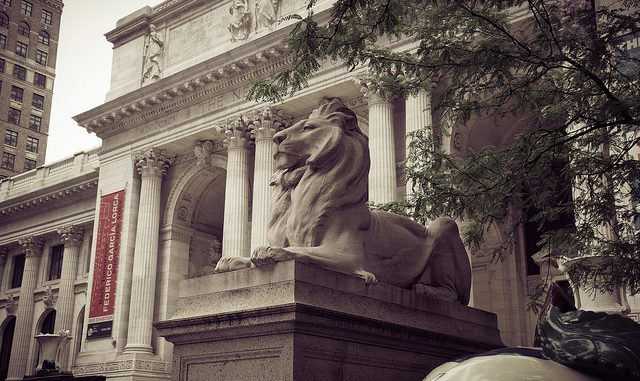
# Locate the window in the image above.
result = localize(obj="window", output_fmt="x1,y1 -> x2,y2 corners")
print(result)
40,310 -> 55,333
1,152 -> 15,170
15,41 -> 27,57
0,58 -> 5,73
10,85 -> 23,102
25,136 -> 38,153
17,21 -> 28,37
10,254 -> 24,288
12,64 -> 25,80
20,0 -> 31,16
35,49 -> 46,65
48,245 -> 63,280
4,129 -> 17,146
8,107 -> 20,124
33,72 -> 45,88
38,30 -> 49,45
29,114 -> 41,131
0,13 -> 7,28
32,93 -> 43,109
24,157 -> 35,171
40,9 -> 51,25
0,33 -> 6,49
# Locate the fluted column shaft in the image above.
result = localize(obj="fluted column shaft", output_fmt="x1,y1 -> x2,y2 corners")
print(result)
0,247 -> 7,290
54,225 -> 83,370
222,122 -> 251,258
250,118 -> 276,252
7,237 -> 42,380
405,90 -> 432,197
124,148 -> 173,354
368,93 -> 397,203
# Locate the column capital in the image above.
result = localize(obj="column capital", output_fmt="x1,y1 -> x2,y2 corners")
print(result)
354,78 -> 394,106
248,107 -> 292,141
18,236 -> 43,257
219,117 -> 252,149
134,147 -> 175,177
57,225 -> 84,246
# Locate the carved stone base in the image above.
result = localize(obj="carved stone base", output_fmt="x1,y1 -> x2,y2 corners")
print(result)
156,261 -> 503,381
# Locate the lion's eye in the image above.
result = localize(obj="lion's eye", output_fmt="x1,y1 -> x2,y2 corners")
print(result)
303,125 -> 315,131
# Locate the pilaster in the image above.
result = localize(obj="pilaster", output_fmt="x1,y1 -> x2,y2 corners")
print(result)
124,148 -> 174,354
7,236 -> 42,380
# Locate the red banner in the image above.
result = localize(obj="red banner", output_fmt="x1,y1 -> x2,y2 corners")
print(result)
87,190 -> 124,339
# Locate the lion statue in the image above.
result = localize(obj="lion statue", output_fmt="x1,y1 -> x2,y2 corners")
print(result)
216,100 -> 471,304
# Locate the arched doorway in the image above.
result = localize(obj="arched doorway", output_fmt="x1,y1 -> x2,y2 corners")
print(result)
0,316 -> 16,381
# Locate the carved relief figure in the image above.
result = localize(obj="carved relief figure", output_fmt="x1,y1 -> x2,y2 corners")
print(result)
216,100 -> 472,304
228,0 -> 250,41
255,0 -> 279,32
142,24 -> 164,84
191,236 -> 222,278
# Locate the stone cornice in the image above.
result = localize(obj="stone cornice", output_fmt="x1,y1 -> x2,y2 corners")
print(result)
74,45 -> 291,140
0,178 -> 98,217
38,0 -> 63,12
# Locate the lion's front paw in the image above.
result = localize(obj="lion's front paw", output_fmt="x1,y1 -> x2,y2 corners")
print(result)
215,257 -> 252,273
251,246 -> 295,266
355,270 -> 378,286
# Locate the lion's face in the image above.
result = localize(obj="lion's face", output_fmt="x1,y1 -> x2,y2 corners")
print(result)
272,117 -> 342,170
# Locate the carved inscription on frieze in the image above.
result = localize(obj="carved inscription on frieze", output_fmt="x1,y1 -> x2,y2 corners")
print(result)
168,7 -> 227,66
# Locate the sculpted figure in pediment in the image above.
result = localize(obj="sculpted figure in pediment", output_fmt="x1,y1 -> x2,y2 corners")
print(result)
228,0 -> 251,41
142,24 -> 164,84
255,0 -> 279,32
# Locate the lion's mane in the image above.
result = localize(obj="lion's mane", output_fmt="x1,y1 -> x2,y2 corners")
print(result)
269,101 -> 370,247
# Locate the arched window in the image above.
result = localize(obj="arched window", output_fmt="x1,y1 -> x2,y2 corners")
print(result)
0,13 -> 8,29
17,21 -> 29,37
0,316 -> 16,381
40,309 -> 56,334
37,30 -> 48,45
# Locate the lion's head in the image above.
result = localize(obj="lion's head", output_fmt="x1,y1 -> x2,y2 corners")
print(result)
268,100 -> 370,247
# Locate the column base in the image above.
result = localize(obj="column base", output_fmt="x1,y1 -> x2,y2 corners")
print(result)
72,351 -> 170,381
122,344 -> 153,354
157,261 -> 503,381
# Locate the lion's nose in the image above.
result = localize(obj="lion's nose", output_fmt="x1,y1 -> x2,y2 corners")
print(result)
273,130 -> 286,145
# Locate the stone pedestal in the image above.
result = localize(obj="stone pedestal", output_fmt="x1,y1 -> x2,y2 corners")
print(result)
156,261 -> 503,381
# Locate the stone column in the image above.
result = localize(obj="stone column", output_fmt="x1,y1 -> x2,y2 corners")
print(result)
124,148 -> 174,354
405,90 -> 432,197
366,91 -> 397,203
7,236 -> 42,380
220,118 -> 252,258
54,225 -> 83,370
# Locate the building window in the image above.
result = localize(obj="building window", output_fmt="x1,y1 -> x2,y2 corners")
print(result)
8,107 -> 20,124
29,114 -> 41,131
32,93 -> 43,109
33,72 -> 45,88
48,245 -> 63,280
0,33 -> 6,49
38,30 -> 49,45
15,41 -> 27,58
12,64 -> 25,80
25,136 -> 38,153
1,152 -> 15,170
17,21 -> 28,37
20,0 -> 31,16
35,49 -> 46,65
10,254 -> 24,288
40,9 -> 51,25
0,12 -> 8,28
0,58 -> 5,73
4,129 -> 17,146
10,85 -> 23,102
24,157 -> 35,171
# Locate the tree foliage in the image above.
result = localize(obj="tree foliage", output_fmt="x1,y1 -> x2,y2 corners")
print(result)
249,0 -> 640,298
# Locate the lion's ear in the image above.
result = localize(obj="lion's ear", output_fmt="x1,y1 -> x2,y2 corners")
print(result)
306,127 -> 343,169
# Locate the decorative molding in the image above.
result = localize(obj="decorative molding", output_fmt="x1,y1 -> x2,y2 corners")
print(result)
133,147 -> 176,177
78,47 -> 290,139
42,285 -> 57,309
0,179 -> 98,216
57,225 -> 84,246
40,0 -> 64,12
194,140 -> 215,167
18,236 -> 43,257
72,360 -> 171,376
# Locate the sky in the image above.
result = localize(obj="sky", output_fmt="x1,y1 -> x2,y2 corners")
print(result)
45,0 -> 164,164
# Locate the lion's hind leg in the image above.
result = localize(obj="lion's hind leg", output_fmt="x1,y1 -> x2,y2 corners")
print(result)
413,217 -> 471,305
